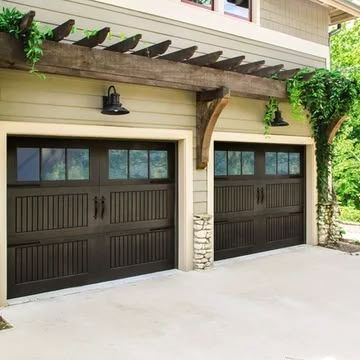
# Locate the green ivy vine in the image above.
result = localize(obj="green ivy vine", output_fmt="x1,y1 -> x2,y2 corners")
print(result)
0,7 -> 117,77
263,97 -> 279,133
0,7 -> 52,77
264,68 -> 360,242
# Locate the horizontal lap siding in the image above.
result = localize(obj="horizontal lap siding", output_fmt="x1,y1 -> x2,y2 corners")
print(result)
218,97 -> 312,137
261,0 -> 329,46
3,0 -> 326,69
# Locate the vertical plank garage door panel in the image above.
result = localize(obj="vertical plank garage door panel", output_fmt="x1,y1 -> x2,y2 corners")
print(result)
7,138 -> 176,298
214,143 -> 305,260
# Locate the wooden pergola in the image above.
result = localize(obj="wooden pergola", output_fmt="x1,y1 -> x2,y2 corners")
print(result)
0,11 -> 309,169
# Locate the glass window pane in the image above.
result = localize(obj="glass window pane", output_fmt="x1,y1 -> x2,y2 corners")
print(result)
67,149 -> 89,180
109,150 -> 128,179
265,152 -> 277,175
129,150 -> 148,179
242,151 -> 255,175
41,148 -> 65,181
228,151 -> 241,175
289,153 -> 301,175
278,152 -> 289,175
150,150 -> 168,179
214,151 -> 227,176
186,0 -> 212,8
224,0 -> 250,19
17,148 -> 40,181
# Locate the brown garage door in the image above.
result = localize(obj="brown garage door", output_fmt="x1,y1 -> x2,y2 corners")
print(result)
214,142 -> 305,260
7,137 -> 176,298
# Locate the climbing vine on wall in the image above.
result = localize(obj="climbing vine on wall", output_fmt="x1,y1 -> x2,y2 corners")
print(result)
265,68 -> 360,243
0,7 -> 117,76
0,7 -> 52,77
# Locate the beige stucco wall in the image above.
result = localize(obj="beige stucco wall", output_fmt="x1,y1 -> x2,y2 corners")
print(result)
2,0 -> 327,70
260,0 -> 329,45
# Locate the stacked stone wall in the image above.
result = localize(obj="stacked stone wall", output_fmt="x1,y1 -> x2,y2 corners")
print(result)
193,214 -> 213,270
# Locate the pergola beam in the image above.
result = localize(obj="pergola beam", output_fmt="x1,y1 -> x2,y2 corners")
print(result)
209,55 -> 245,71
47,20 -> 75,42
132,40 -> 172,57
74,27 -> 110,48
19,11 -> 36,33
235,60 -> 265,74
159,46 -> 198,62
105,34 -> 142,53
185,51 -> 223,66
0,32 -> 287,100
250,64 -> 284,77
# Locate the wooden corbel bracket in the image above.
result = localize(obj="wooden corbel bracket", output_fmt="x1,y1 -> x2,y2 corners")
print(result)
327,114 -> 348,144
196,87 -> 230,169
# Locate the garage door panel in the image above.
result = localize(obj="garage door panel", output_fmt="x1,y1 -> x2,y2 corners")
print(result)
266,213 -> 304,243
109,228 -> 174,269
265,182 -> 304,209
107,185 -> 175,224
7,186 -> 98,238
215,218 -> 259,260
214,142 -> 305,260
7,235 -> 93,298
7,138 -> 176,298
215,183 -> 255,214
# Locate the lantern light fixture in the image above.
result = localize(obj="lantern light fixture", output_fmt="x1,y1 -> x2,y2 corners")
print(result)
101,85 -> 129,115
271,107 -> 289,127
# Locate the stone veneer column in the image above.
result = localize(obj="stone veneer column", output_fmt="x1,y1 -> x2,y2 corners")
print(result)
193,214 -> 213,270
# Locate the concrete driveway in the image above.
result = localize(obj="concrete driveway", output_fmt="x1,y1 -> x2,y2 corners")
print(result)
1,245 -> 360,360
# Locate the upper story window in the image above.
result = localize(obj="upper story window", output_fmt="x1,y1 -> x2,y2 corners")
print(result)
182,0 -> 251,21
182,0 -> 214,10
225,0 -> 251,20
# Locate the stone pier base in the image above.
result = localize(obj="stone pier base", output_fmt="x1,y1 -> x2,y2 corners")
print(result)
193,214 -> 213,270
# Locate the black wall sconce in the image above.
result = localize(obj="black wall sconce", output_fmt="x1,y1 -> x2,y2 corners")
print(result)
102,86 -> 130,115
271,108 -> 289,127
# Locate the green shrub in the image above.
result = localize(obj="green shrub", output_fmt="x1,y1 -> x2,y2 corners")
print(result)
339,206 -> 360,223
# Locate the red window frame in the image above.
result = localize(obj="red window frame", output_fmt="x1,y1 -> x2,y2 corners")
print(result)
181,0 -> 215,11
224,0 -> 252,22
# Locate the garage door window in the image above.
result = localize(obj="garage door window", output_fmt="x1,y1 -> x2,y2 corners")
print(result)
16,147 -> 89,181
215,150 -> 255,176
17,148 -> 40,181
265,152 -> 301,176
109,149 -> 169,180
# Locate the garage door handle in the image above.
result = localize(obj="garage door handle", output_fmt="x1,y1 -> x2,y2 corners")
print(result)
101,196 -> 105,219
94,196 -> 98,219
261,188 -> 265,203
256,187 -> 260,204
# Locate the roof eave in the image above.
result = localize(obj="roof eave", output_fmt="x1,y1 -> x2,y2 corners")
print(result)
313,0 -> 360,24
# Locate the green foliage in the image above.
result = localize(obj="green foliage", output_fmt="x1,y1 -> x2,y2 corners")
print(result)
332,122 -> 360,208
0,7 -> 126,77
330,20 -> 360,210
286,68 -> 360,205
0,7 -> 52,76
263,97 -> 279,133
339,206 -> 360,223
264,65 -> 359,242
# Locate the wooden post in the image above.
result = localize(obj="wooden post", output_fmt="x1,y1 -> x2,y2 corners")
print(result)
196,87 -> 230,169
